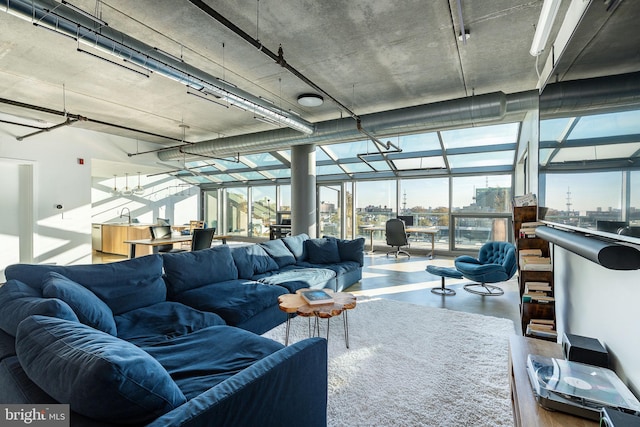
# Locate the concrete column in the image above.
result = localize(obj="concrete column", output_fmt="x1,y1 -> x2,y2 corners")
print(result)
291,144 -> 316,237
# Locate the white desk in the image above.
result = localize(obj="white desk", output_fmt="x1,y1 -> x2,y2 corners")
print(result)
363,226 -> 438,258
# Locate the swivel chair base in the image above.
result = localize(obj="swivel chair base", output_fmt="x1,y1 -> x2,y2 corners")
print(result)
463,283 -> 504,296
386,249 -> 410,258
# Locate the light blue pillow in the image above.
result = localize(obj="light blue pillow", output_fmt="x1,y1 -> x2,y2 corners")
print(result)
282,233 -> 310,261
305,238 -> 341,264
16,315 -> 186,424
0,279 -> 78,336
42,272 -> 117,336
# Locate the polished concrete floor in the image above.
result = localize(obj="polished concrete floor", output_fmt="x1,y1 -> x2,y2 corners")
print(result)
92,248 -> 523,334
345,252 -> 523,334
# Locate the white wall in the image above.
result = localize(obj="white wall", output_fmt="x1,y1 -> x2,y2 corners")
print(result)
554,246 -> 640,394
0,161 -> 20,280
0,122 -> 195,273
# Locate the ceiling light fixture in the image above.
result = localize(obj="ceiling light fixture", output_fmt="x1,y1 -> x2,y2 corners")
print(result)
120,173 -> 133,196
529,0 -> 561,56
297,93 -> 324,107
133,172 -> 145,196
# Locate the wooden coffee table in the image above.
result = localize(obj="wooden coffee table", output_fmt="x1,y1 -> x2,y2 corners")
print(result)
278,289 -> 356,348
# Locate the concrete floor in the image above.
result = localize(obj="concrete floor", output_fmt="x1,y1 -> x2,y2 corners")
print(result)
345,252 -> 523,334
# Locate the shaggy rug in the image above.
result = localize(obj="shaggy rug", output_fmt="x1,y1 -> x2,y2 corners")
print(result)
263,297 -> 515,427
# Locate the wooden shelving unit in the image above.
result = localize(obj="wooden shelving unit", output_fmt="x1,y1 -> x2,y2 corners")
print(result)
513,206 -> 556,340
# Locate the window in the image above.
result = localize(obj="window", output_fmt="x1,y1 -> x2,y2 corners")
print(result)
226,187 -> 248,236
251,186 -> 276,237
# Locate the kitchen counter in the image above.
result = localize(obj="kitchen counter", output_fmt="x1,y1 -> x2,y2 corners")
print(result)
96,223 -> 155,256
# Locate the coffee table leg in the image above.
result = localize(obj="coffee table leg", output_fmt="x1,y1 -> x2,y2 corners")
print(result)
343,310 -> 350,349
285,314 -> 292,346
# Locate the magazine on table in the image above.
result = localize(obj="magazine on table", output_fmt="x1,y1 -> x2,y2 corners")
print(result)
300,289 -> 334,305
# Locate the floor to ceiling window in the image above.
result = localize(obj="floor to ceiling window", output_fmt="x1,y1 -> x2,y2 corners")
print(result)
318,184 -> 341,237
399,177 -> 449,251
226,187 -> 248,236
250,186 -> 276,238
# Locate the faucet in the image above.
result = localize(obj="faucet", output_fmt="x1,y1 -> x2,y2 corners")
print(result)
119,207 -> 131,224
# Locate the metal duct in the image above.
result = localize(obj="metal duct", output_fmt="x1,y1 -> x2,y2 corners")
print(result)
535,226 -> 640,270
159,91 -> 511,160
2,0 -> 314,134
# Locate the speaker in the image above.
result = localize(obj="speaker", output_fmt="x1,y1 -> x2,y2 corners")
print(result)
600,407 -> 640,426
562,333 -> 609,368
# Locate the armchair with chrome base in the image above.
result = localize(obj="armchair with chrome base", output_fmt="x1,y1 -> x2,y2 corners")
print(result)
454,241 -> 517,296
385,218 -> 410,258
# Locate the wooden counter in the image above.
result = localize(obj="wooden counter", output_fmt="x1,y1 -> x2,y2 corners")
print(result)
509,335 -> 598,427
101,224 -> 154,256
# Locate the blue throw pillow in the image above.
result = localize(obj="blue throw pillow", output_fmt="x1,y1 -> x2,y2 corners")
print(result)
305,238 -> 341,264
282,233 -> 309,261
259,239 -> 296,268
231,245 -> 280,279
162,245 -> 239,296
42,272 -> 117,336
337,237 -> 365,266
4,255 -> 166,315
0,279 -> 78,336
16,315 -> 186,424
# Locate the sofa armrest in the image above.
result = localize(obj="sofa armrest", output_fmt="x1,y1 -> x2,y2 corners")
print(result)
147,337 -> 328,427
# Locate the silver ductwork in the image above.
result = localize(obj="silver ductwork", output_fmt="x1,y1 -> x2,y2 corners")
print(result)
2,0 -> 314,134
159,91 -> 517,160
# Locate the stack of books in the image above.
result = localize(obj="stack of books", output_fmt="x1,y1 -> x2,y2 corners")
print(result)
522,281 -> 554,303
513,193 -> 537,207
518,221 -> 544,238
518,249 -> 552,271
526,318 -> 557,339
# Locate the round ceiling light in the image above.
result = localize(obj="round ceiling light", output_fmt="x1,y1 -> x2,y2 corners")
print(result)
297,93 -> 324,107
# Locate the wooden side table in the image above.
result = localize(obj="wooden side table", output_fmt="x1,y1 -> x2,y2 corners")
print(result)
278,289 -> 356,347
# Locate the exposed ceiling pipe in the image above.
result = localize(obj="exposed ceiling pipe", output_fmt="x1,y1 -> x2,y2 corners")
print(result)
16,117 -> 79,141
2,0 -> 314,135
159,91 -> 511,160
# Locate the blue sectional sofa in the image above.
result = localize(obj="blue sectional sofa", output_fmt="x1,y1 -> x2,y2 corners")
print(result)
0,234 -> 364,426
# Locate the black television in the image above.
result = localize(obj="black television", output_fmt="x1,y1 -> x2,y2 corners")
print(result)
397,215 -> 414,226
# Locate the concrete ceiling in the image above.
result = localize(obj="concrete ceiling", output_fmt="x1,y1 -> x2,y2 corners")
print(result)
1,0 -> 639,160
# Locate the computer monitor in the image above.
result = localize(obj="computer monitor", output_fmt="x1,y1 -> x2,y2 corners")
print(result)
157,218 -> 171,226
150,225 -> 172,239
397,215 -> 414,226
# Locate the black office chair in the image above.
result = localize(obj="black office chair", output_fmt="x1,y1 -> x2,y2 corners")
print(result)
385,218 -> 410,258
149,225 -> 183,253
190,228 -> 215,251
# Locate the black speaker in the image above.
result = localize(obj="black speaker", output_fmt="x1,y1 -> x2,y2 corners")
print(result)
600,407 -> 640,426
562,333 -> 609,368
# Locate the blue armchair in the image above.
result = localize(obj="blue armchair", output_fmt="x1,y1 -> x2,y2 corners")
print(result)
454,241 -> 517,296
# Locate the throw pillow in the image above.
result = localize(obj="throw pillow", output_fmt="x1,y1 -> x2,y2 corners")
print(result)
16,315 -> 186,424
305,238 -> 341,264
231,245 -> 280,279
282,233 -> 309,261
42,272 -> 117,336
0,279 -> 78,336
337,237 -> 365,266
259,239 -> 296,268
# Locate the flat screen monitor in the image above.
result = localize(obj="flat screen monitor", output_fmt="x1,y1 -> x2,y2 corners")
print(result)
157,218 -> 171,226
151,225 -> 172,239
397,215 -> 414,226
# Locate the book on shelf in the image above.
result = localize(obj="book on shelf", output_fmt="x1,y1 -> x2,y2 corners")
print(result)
524,281 -> 552,294
518,248 -> 542,257
526,318 -> 557,339
300,289 -> 334,305
513,193 -> 537,207
520,257 -> 552,271
522,294 -> 555,303
521,221 -> 544,228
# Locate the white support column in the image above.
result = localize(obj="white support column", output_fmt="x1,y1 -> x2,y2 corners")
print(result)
291,144 -> 316,237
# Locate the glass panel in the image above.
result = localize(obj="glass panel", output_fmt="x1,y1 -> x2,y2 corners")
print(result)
452,216 -> 510,250
540,117 -> 573,141
631,171 -> 640,226
397,132 -> 441,152
317,164 -> 346,175
322,139 -> 370,160
548,143 -> 640,163
250,186 -> 276,238
542,172 -> 622,228
441,122 -> 519,149
240,152 -> 283,168
204,190 -> 218,231
452,175 -> 512,213
393,156 -> 446,170
319,185 -> 341,237
569,110 -> 640,139
279,185 -> 291,211
400,178 -> 449,252
226,187 -> 248,236
341,162 -> 376,173
355,180 -> 397,246
345,182 -> 353,238
448,151 -> 514,168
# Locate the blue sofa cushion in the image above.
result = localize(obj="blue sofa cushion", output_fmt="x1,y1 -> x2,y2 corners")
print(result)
305,238 -> 341,264
4,255 -> 166,315
142,326 -> 284,400
337,237 -> 365,266
0,280 -> 78,336
173,280 -> 288,326
41,272 -> 117,336
16,315 -> 186,424
255,267 -> 335,292
162,246 -> 239,296
231,245 -> 280,279
115,302 -> 227,346
259,239 -> 296,268
282,233 -> 309,261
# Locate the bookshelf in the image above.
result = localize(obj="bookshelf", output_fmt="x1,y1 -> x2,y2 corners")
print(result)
513,205 -> 556,341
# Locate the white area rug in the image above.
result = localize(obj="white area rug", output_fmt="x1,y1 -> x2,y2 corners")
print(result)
263,298 -> 515,426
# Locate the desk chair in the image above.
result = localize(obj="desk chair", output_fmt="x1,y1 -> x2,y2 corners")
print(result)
190,228 -> 215,251
385,218 -> 410,258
